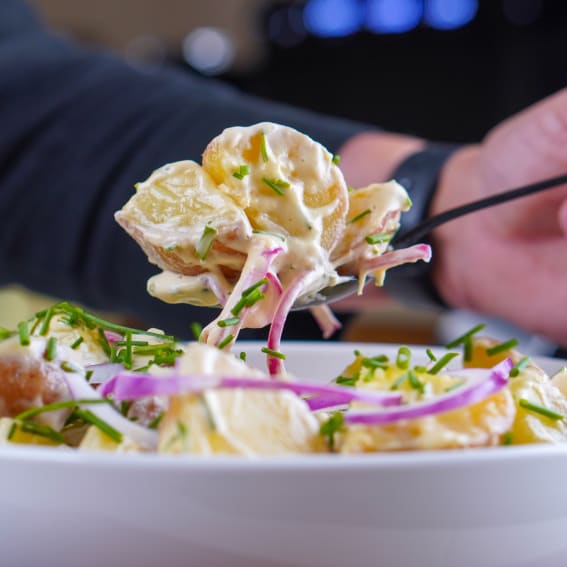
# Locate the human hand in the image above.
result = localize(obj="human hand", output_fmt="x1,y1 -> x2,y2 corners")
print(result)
430,88 -> 567,346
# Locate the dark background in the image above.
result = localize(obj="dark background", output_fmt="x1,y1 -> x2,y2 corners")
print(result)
217,0 -> 565,143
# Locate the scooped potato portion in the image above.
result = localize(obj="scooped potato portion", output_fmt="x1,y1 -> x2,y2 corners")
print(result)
202,122 -> 349,253
115,160 -> 252,279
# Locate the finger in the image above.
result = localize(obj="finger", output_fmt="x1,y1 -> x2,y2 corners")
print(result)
482,88 -> 567,185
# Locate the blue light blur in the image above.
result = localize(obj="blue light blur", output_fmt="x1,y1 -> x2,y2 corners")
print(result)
366,0 -> 423,34
303,0 -> 364,38
424,0 -> 478,30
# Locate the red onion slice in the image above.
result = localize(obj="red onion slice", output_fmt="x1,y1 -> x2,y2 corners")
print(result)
309,305 -> 342,339
99,372 -> 402,408
344,358 -> 513,425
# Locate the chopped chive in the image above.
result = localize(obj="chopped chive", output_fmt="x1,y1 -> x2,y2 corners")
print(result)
7,422 -> 17,440
18,321 -> 30,346
335,375 -> 356,386
231,288 -> 265,316
61,360 -> 80,373
332,154 -> 341,165
70,336 -> 84,349
12,421 -> 64,444
75,408 -> 123,443
97,328 -> 112,357
15,398 -> 111,421
353,349 -> 361,357
408,370 -> 425,393
347,209 -> 371,224
261,347 -> 286,360
262,177 -> 288,196
463,337 -> 473,362
39,307 -> 54,336
123,332 -> 133,370
78,309 -> 174,341
44,337 -> 57,361
425,348 -> 437,362
361,355 -> 389,370
239,351 -> 247,362
518,398 -> 564,421
413,365 -> 428,373
428,352 -> 459,374
319,412 -> 344,450
444,323 -> 486,349
252,229 -> 286,241
114,340 -> 148,347
396,346 -> 411,370
218,317 -> 240,328
390,372 -> 408,390
218,334 -> 235,350
509,356 -> 531,378
232,164 -> 250,180
148,413 -> 164,430
132,343 -> 177,355
259,131 -> 269,162
365,233 -> 392,245
120,400 -> 132,417
486,339 -> 519,356
191,322 -> 202,341
85,370 -> 94,382
502,431 -> 514,445
196,225 -> 218,260
0,327 -> 13,341
242,278 -> 268,297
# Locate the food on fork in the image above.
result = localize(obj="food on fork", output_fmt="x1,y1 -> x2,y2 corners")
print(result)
115,122 -> 430,373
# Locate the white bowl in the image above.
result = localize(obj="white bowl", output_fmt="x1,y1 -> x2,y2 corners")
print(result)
1,342 -> 566,567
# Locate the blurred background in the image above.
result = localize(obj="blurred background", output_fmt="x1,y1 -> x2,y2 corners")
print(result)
2,0 -> 565,352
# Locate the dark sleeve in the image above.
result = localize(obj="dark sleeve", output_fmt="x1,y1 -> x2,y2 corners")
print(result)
0,1 -> 369,337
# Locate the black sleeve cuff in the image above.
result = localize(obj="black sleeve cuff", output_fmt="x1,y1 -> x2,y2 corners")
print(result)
383,144 -> 462,310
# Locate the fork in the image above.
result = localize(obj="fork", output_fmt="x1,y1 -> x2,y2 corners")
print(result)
292,172 -> 567,310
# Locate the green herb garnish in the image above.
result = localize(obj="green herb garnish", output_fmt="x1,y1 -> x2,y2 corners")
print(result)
428,352 -> 459,374
396,346 -> 411,370
486,339 -> 519,356
518,398 -> 564,421
262,177 -> 289,196
444,323 -> 486,349
259,131 -> 269,162
191,322 -> 202,341
509,356 -> 531,378
232,164 -> 250,180
336,375 -> 356,386
218,317 -> 240,328
319,412 -> 344,450
70,336 -> 84,350
218,334 -> 235,350
347,209 -> 371,224
365,233 -> 392,245
261,347 -> 286,360
332,154 -> 341,165
408,370 -> 425,393
44,336 -> 57,362
18,321 -> 30,346
196,225 -> 218,260
74,408 -> 123,443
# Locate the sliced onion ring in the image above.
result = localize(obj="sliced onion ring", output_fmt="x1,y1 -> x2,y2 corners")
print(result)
99,372 -> 402,408
344,358 -> 513,425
